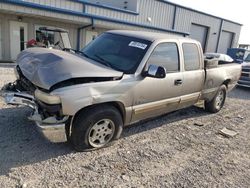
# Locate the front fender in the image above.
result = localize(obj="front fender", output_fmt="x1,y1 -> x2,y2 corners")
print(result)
52,79 -> 135,116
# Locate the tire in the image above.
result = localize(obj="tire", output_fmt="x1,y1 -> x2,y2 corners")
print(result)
205,85 -> 227,113
71,105 -> 123,151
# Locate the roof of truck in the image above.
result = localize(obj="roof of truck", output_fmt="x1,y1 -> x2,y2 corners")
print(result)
107,30 -> 196,42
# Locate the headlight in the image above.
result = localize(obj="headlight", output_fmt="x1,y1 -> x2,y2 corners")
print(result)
35,89 -> 61,104
14,67 -> 20,79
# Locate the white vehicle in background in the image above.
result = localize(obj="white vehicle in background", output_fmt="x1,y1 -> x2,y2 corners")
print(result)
204,53 -> 234,64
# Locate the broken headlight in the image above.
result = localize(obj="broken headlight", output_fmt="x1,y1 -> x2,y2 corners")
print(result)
35,89 -> 61,104
14,66 -> 20,79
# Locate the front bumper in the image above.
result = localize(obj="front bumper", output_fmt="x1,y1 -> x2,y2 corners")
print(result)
36,121 -> 67,143
238,66 -> 250,88
0,89 -> 68,143
237,79 -> 250,88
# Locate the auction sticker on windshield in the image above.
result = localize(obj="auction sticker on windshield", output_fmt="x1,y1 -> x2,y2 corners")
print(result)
129,41 -> 148,50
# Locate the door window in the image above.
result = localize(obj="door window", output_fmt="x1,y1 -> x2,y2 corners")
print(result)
182,43 -> 200,71
20,27 -> 25,51
10,21 -> 28,60
147,43 -> 180,73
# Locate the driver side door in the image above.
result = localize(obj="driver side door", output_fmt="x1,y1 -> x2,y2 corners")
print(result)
132,42 -> 183,122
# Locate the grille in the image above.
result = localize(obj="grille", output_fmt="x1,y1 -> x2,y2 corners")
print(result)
16,66 -> 36,93
242,67 -> 250,73
241,73 -> 250,77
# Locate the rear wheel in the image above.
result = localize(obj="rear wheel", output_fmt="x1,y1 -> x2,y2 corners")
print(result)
205,85 -> 227,113
71,105 -> 123,151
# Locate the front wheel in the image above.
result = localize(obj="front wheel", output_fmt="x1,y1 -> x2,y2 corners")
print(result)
205,85 -> 227,113
71,105 -> 123,151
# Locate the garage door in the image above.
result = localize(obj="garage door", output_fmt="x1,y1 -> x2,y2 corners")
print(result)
190,24 -> 208,52
218,31 -> 234,54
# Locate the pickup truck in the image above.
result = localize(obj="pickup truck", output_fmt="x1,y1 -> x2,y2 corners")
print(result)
237,53 -> 250,87
0,30 -> 241,151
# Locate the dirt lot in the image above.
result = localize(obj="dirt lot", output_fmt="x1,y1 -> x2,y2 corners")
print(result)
0,65 -> 250,188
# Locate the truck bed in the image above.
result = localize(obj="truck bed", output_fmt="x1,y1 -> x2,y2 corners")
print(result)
202,62 -> 241,101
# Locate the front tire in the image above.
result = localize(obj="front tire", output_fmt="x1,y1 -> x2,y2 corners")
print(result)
205,85 -> 227,113
71,105 -> 123,151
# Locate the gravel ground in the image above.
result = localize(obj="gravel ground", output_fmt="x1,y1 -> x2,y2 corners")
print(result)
0,65 -> 250,188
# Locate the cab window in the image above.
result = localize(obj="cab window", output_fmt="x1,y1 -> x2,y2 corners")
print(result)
147,42 -> 180,73
182,43 -> 200,71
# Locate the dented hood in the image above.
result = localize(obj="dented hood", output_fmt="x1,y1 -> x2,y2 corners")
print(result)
17,48 -> 123,90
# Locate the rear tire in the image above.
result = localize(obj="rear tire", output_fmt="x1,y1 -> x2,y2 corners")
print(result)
205,85 -> 227,113
71,105 -> 123,151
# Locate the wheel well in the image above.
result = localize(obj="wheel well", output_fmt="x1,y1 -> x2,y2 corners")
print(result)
223,79 -> 231,88
72,102 -> 126,125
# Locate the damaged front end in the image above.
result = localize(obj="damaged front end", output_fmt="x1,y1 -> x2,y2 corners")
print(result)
0,70 -> 69,142
1,47 -> 124,143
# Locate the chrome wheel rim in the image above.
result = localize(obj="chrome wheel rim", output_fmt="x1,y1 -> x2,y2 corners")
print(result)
215,90 -> 224,109
88,119 -> 115,148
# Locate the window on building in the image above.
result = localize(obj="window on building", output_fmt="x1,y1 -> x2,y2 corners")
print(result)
147,43 -> 180,73
182,43 -> 200,71
20,27 -> 25,51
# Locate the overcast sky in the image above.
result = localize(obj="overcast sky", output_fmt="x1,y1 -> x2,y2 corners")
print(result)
168,0 -> 249,44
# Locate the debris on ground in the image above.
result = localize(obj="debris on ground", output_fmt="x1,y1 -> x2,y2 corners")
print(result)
237,115 -> 244,119
193,122 -> 205,127
219,127 -> 238,138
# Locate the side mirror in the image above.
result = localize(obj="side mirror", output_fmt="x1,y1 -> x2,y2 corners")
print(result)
143,64 -> 166,79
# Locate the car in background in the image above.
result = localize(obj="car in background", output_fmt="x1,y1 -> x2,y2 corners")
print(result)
238,54 -> 250,87
227,48 -> 250,63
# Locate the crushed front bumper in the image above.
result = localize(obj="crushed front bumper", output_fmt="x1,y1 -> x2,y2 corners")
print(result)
35,121 -> 67,143
0,89 -> 68,143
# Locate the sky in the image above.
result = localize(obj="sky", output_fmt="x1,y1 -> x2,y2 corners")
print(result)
167,0 -> 249,44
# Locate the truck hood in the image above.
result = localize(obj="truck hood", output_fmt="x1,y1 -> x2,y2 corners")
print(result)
17,48 -> 123,90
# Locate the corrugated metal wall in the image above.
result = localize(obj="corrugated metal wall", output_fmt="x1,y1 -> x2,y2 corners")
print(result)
0,2 -> 89,24
174,8 -> 222,52
23,0 -> 83,12
86,0 -> 139,12
85,0 -> 175,29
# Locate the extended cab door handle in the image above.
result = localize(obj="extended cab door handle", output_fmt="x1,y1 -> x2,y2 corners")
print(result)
174,79 -> 183,85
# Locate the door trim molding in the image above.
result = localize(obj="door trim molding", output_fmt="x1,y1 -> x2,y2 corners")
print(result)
133,97 -> 180,115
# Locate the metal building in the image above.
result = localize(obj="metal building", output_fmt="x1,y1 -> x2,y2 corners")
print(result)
0,0 -> 242,61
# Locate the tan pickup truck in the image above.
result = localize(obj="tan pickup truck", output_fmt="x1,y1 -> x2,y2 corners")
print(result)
0,30 -> 241,151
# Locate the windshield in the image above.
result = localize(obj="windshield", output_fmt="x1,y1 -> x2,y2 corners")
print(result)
245,54 -> 250,62
80,33 -> 152,74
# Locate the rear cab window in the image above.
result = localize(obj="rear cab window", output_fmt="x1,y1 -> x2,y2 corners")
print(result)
182,43 -> 201,71
147,42 -> 180,73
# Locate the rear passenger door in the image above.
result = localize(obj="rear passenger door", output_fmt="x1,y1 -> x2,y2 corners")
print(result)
132,42 -> 183,122
179,43 -> 205,109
